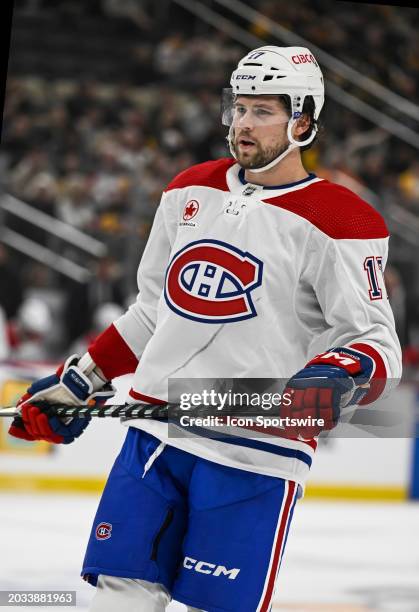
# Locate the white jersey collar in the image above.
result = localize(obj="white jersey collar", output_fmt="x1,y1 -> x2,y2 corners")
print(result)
226,162 -> 323,198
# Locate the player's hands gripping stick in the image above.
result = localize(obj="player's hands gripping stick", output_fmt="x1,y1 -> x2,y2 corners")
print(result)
8,354 -> 115,444
283,347 -> 374,438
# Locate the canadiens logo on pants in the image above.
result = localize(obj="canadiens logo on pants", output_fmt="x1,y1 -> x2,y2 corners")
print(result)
164,239 -> 263,323
95,522 -> 112,540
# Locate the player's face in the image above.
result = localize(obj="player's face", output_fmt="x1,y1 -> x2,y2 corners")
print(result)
231,96 -> 290,170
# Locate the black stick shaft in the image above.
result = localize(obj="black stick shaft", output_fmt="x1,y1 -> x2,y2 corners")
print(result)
0,402 -> 171,419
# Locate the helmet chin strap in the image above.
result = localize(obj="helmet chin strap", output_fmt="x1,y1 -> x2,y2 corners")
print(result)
228,118 -> 318,175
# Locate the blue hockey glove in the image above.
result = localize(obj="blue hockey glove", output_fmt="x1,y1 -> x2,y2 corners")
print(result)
283,347 -> 374,438
8,353 -> 115,444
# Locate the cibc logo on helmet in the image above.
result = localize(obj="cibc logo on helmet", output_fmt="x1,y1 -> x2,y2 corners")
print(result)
291,54 -> 318,67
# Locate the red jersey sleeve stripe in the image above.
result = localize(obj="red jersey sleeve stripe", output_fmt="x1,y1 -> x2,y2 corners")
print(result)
349,342 -> 387,404
88,324 -> 139,380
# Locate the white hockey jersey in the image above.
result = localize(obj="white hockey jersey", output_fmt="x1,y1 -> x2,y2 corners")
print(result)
89,158 -> 402,489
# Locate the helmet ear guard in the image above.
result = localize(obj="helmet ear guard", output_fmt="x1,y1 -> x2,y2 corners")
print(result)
287,115 -> 318,148
224,46 -> 324,172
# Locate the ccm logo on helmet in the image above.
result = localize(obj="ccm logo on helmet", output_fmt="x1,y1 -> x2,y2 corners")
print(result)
164,239 -> 263,324
95,522 -> 112,540
235,74 -> 257,80
183,556 -> 240,580
292,54 -> 318,67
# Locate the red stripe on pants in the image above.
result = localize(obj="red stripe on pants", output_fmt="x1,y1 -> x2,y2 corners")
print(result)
258,480 -> 297,612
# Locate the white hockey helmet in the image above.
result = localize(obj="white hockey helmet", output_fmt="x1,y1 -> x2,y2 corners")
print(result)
223,46 -> 324,172
93,302 -> 124,331
18,297 -> 51,336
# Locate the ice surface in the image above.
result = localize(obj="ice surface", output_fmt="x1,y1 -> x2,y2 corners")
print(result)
1,493 -> 418,611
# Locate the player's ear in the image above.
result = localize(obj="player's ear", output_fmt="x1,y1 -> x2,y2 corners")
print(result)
294,114 -> 311,139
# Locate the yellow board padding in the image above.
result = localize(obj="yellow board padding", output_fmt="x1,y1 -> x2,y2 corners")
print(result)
0,473 -> 408,501
0,379 -> 51,455
273,604 -> 369,611
304,482 -> 407,502
0,473 -> 106,494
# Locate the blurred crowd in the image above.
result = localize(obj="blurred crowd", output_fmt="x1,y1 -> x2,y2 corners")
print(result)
1,0 -> 418,377
249,0 -> 419,105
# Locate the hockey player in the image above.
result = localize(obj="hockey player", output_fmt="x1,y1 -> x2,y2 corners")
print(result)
9,46 -> 401,611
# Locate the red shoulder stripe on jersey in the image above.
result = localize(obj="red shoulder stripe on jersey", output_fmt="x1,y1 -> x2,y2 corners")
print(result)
349,342 -> 387,404
88,324 -> 139,380
264,180 -> 389,240
165,158 -> 235,192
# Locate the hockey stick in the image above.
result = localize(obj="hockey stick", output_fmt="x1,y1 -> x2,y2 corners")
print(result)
0,402 -> 172,419
0,401 -> 401,429
0,402 -> 272,420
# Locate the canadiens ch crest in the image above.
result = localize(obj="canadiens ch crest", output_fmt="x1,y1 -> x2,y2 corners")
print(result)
95,522 -> 112,540
164,239 -> 263,323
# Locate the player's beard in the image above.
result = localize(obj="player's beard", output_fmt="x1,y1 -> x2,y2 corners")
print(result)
232,133 -> 289,170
